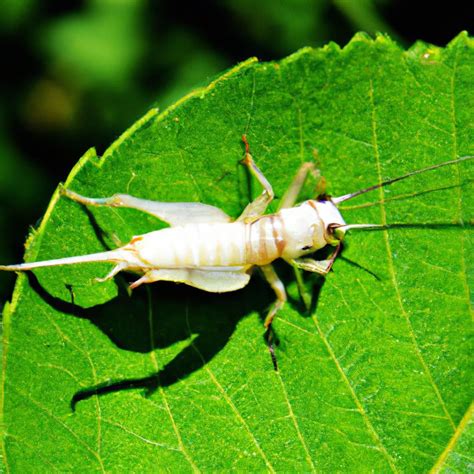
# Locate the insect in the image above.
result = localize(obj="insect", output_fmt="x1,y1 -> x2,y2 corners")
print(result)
1,135 -> 472,363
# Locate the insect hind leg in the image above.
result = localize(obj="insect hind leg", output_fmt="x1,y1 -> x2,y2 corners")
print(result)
129,271 -> 161,290
95,263 -> 128,283
61,186 -> 230,226
61,187 -> 125,208
61,187 -> 170,219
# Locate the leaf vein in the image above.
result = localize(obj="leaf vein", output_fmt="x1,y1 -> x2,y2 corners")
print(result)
76,323 -> 105,473
5,434 -> 63,472
310,313 -> 399,472
38,303 -> 106,471
146,289 -> 200,473
429,402 -> 474,473
275,371 -> 317,472
185,306 -> 276,473
368,78 -> 456,432
9,384 -> 102,467
82,414 -> 181,452
244,70 -> 257,135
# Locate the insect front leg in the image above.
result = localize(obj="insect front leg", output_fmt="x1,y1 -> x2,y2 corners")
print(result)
237,135 -> 275,221
290,243 -> 342,276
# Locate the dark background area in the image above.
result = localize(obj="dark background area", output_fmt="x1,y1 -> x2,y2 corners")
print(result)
0,0 -> 471,304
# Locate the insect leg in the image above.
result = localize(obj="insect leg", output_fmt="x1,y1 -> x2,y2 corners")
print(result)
259,264 -> 286,370
277,162 -> 326,309
260,264 -> 287,329
95,263 -> 127,283
291,243 -> 342,276
291,260 -> 312,312
61,187 -> 230,226
237,135 -> 275,221
278,162 -> 324,210
129,271 -> 161,290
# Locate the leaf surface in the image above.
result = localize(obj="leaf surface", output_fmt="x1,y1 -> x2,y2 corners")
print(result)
432,403 -> 474,473
2,33 -> 473,472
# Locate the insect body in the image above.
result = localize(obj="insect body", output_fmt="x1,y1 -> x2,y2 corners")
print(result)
0,136 -> 472,336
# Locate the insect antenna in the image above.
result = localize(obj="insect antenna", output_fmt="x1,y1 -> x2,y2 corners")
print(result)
335,223 -> 385,231
332,155 -> 473,204
338,183 -> 465,211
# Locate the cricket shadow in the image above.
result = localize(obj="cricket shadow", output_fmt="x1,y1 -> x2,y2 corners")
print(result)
25,241 -> 375,411
26,271 -> 274,410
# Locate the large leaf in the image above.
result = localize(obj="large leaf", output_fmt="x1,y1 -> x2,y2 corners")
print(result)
2,33 -> 473,472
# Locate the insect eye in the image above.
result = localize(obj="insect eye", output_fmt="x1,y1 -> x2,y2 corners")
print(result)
326,223 -> 345,243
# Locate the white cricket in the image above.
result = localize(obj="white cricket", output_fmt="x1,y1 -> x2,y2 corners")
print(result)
1,135 -> 472,338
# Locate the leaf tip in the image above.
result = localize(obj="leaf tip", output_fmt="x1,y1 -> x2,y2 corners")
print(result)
342,32 -> 401,55
374,32 -> 399,47
321,41 -> 342,53
447,31 -> 474,48
280,46 -> 315,65
404,32 -> 473,64
352,31 -> 373,43
405,40 -> 442,63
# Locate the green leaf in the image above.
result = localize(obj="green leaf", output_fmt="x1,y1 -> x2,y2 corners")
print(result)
432,403 -> 474,473
2,33 -> 473,472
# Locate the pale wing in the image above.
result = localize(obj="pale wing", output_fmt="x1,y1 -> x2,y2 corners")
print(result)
147,268 -> 251,293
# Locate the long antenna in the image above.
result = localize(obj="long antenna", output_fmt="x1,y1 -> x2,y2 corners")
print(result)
333,155 -> 473,204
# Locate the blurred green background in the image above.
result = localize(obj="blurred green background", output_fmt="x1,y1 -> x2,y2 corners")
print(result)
0,0 -> 471,305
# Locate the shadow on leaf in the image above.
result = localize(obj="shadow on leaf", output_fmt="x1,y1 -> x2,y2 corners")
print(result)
25,271 -> 275,410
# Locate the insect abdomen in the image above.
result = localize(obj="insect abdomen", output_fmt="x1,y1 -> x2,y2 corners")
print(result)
132,216 -> 285,268
134,223 -> 244,267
